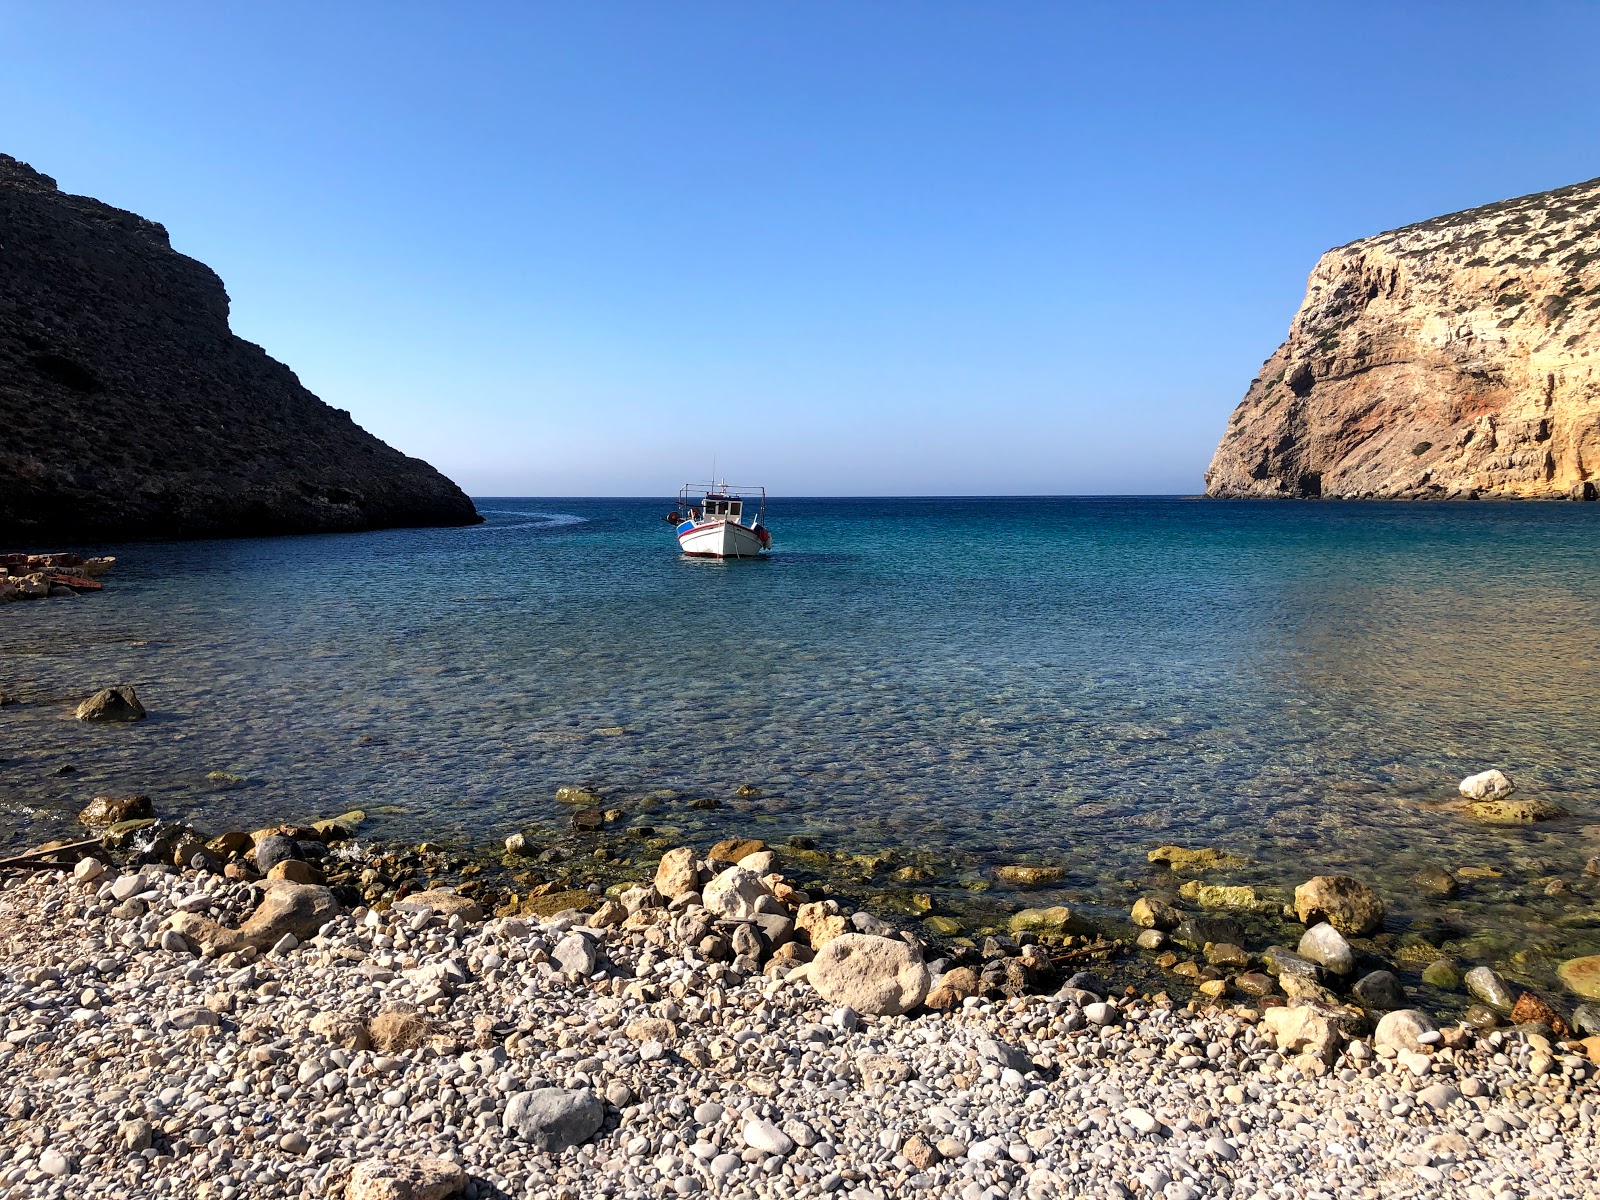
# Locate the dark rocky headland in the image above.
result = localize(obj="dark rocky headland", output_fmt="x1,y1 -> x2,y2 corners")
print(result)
0,154 -> 480,542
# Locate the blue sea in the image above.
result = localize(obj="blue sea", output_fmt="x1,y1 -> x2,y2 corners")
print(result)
4,497 -> 1599,976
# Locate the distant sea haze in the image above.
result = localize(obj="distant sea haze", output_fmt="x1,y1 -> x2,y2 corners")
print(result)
5,497 -> 1598,960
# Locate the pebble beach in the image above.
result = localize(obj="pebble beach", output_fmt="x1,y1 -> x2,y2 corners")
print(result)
3,831 -> 1598,1200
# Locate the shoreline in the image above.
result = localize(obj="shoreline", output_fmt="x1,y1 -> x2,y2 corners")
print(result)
1,827 -> 1598,1200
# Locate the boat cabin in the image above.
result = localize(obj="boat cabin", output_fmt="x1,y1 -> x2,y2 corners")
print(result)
701,495 -> 744,523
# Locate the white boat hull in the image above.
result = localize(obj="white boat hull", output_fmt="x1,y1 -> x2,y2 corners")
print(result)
677,519 -> 766,558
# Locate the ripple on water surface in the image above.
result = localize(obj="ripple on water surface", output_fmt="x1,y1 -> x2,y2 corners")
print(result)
3,497 -> 1600,975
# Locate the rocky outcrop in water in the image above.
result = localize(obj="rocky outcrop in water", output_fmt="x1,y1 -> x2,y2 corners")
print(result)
1207,177 -> 1600,499
0,154 -> 480,541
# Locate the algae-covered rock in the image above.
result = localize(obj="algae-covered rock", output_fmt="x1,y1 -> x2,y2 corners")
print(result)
1178,880 -> 1276,913
1008,906 -> 1081,935
1468,798 -> 1569,824
1422,959 -> 1462,989
1558,955 -> 1600,1001
995,865 -> 1064,886
1147,846 -> 1244,873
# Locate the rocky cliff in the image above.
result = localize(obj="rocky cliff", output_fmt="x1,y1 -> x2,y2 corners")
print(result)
1206,177 -> 1600,499
0,154 -> 481,541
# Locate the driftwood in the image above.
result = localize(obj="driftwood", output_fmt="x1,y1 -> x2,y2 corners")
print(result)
0,836 -> 102,873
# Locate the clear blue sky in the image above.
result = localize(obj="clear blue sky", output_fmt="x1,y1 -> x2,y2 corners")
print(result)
3,3 -> 1597,496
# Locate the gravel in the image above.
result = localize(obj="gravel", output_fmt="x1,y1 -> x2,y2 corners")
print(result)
1,862 -> 1597,1200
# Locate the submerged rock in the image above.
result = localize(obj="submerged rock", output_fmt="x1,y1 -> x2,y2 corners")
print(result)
995,864 -> 1064,886
1411,866 -> 1459,898
1147,846 -> 1244,872
1467,798 -> 1569,824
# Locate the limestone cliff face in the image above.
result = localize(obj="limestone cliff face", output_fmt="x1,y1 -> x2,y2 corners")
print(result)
0,154 -> 481,541
1206,177 -> 1600,499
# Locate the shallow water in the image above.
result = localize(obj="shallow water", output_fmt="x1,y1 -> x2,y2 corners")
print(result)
4,498 -> 1599,977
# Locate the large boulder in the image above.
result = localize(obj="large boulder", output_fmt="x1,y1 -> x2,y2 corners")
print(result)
502,1088 -> 604,1151
346,1157 -> 466,1200
1459,769 -> 1514,799
235,881 -> 342,950
702,867 -> 768,921
809,933 -> 930,1016
74,686 -> 146,722
1293,876 -> 1384,936
1557,956 -> 1600,1001
653,847 -> 700,899
1261,1005 -> 1341,1062
1297,922 -> 1354,975
1373,1009 -> 1437,1052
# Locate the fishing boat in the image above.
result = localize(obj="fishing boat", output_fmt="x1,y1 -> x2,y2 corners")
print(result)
664,483 -> 772,558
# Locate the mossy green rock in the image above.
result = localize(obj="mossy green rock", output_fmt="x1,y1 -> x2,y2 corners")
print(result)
1422,959 -> 1461,989
923,915 -> 964,937
1468,798 -> 1569,824
1147,845 -> 1245,872
1009,905 -> 1081,935
1178,880 -> 1276,913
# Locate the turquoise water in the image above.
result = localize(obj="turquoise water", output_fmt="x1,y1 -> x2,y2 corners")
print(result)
4,498 -> 1600,970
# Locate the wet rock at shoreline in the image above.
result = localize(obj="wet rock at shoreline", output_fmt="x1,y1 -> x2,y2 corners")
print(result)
77,794 -> 152,828
1298,922 -> 1355,975
73,686 -> 146,722
1130,896 -> 1179,930
1353,970 -> 1407,1011
1465,966 -> 1517,1011
1294,875 -> 1384,936
1558,955 -> 1600,1001
1459,769 -> 1515,799
253,833 -> 302,873
1173,914 -> 1245,951
1008,905 -> 1080,936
